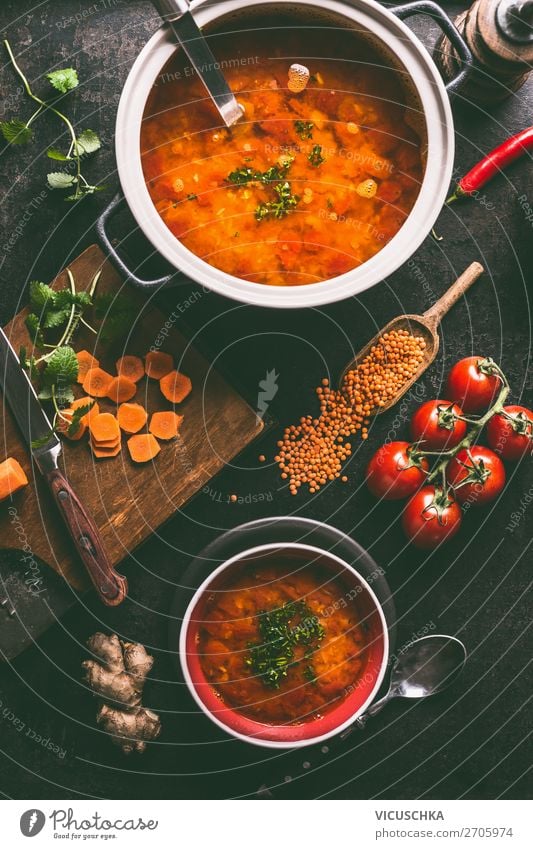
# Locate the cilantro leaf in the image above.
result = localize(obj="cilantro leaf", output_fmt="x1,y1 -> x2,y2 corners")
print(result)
46,68 -> 79,94
0,119 -> 32,145
42,345 -> 78,387
29,280 -> 55,312
47,172 -> 76,190
74,129 -> 101,156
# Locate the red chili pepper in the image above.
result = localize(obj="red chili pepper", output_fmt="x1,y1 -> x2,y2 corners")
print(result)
447,125 -> 533,204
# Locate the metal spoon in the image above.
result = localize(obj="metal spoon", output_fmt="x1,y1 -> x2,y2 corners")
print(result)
348,634 -> 467,733
152,0 -> 244,127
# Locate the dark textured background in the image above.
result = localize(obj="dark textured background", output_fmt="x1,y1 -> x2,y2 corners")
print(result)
0,0 -> 531,800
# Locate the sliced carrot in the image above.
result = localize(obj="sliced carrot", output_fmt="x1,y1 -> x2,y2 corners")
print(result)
72,396 -> 99,426
149,411 -> 183,440
90,441 -> 122,459
57,409 -> 87,441
83,367 -> 114,398
116,355 -> 145,383
145,351 -> 174,380
159,370 -> 192,404
76,350 -> 99,384
89,412 -> 120,443
0,457 -> 29,502
106,375 -> 137,404
90,434 -> 121,449
117,402 -> 148,434
127,433 -> 161,463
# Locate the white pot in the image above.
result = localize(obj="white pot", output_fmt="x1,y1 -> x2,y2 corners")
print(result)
111,0 -> 465,308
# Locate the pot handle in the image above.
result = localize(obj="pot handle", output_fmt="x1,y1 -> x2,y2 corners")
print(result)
392,0 -> 473,97
95,192 -> 185,290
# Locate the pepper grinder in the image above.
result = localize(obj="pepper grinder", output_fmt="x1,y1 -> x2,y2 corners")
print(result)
436,0 -> 533,102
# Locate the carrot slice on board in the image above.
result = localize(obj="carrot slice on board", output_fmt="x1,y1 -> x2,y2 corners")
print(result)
90,442 -> 122,459
149,411 -> 183,440
89,412 -> 120,443
0,457 -> 29,502
159,371 -> 192,404
90,433 -> 121,449
127,433 -> 161,463
117,402 -> 148,434
106,375 -> 137,404
83,367 -> 114,398
145,351 -> 174,380
116,355 -> 145,383
72,396 -> 99,425
76,350 -> 99,384
57,410 -> 87,441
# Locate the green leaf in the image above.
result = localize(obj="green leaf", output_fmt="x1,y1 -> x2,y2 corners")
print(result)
46,68 -> 79,94
74,129 -> 101,156
42,345 -> 78,387
47,147 -> 69,161
0,119 -> 32,145
67,401 -> 94,437
55,386 -> 75,406
53,289 -> 91,310
37,386 -> 52,401
25,313 -> 44,348
31,431 -> 55,450
29,280 -> 55,312
47,171 -> 76,190
42,308 -> 71,329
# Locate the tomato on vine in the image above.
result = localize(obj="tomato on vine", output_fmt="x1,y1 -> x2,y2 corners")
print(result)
366,441 -> 429,500
402,486 -> 462,550
410,399 -> 467,450
446,356 -> 501,413
486,405 -> 533,461
446,446 -> 506,506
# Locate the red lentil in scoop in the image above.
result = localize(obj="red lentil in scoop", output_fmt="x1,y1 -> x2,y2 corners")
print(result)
275,329 -> 426,493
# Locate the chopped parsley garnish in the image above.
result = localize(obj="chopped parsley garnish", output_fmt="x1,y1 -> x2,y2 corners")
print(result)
245,600 -> 325,689
294,120 -> 314,140
255,181 -> 300,221
227,157 -> 294,187
308,144 -> 325,167
186,193 -> 198,201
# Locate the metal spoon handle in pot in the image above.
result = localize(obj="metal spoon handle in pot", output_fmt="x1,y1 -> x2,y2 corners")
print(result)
151,0 -> 243,127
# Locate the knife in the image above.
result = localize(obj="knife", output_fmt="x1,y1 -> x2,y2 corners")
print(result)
152,0 -> 244,127
0,327 -> 128,607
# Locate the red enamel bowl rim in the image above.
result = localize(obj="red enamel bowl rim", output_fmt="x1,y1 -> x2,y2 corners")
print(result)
179,542 -> 389,749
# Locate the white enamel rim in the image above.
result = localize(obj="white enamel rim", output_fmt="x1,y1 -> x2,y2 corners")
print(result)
115,0 -> 455,308
179,541 -> 390,749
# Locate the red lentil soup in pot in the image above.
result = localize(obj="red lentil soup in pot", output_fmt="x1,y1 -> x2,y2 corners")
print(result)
141,14 -> 425,286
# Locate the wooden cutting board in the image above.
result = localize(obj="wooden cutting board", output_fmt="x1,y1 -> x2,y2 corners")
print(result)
0,245 -> 264,593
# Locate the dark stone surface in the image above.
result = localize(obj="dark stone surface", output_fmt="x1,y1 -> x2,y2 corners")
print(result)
0,0 -> 531,800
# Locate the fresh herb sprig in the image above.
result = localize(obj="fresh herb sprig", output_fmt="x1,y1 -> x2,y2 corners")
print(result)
245,600 -> 325,689
227,157 -> 294,187
308,144 -> 325,167
294,120 -> 314,140
255,181 -> 300,221
1,40 -> 104,201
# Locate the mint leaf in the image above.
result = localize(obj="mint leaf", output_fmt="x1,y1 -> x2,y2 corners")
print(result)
47,68 -> 78,94
25,313 -> 44,348
47,147 -> 69,161
75,129 -> 101,156
42,308 -> 71,329
53,289 -> 91,310
47,171 -> 76,190
42,345 -> 78,387
29,280 -> 55,312
0,119 -> 32,145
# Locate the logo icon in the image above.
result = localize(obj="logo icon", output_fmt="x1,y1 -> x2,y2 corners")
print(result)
257,368 -> 279,419
20,810 -> 46,837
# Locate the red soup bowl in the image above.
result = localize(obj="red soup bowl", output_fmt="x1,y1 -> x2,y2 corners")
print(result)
179,542 -> 389,748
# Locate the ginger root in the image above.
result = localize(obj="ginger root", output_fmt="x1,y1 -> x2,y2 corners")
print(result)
82,632 -> 161,754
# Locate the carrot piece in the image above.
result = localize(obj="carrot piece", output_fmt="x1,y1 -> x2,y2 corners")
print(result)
90,441 -> 122,459
117,402 -> 148,434
76,350 -> 99,384
127,433 -> 161,463
159,370 -> 192,404
83,367 -> 114,398
57,409 -> 87,441
145,351 -> 174,380
0,458 -> 29,502
116,355 -> 145,383
89,412 -> 120,443
90,433 -> 121,448
72,396 -> 99,425
149,411 -> 183,440
106,375 -> 137,404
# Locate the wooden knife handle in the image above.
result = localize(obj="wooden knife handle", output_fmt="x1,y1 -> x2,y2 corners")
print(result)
45,467 -> 128,606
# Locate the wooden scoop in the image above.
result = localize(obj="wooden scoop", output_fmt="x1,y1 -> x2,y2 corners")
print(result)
339,261 -> 485,414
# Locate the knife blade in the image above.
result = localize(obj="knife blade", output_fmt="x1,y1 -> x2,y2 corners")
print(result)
0,328 -> 128,606
152,0 -> 244,127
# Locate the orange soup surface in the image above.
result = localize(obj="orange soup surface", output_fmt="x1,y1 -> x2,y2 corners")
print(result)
198,564 -> 369,725
141,24 -> 425,286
